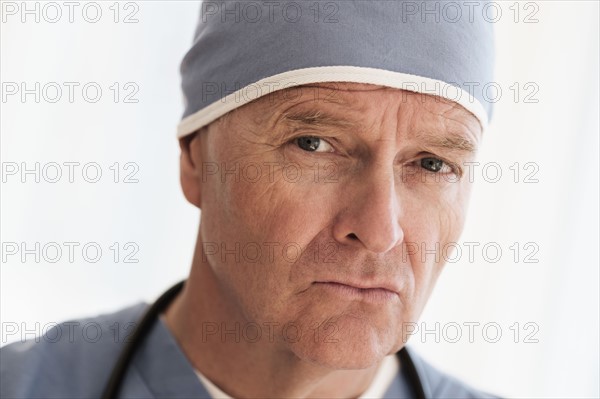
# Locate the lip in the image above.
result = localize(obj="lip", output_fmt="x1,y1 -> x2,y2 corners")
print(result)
312,280 -> 400,303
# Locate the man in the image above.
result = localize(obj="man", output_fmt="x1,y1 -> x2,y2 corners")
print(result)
1,1 -> 498,398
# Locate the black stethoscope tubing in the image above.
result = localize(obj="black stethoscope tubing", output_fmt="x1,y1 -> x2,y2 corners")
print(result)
101,280 -> 427,399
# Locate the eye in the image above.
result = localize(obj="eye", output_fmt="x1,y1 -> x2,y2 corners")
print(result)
294,136 -> 334,153
420,157 -> 453,173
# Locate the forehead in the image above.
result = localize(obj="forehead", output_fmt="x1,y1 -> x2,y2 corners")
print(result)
226,82 -> 482,140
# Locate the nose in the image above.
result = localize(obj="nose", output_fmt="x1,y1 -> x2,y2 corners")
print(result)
332,163 -> 404,254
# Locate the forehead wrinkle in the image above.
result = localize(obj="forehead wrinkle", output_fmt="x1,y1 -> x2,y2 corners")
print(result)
229,84 -> 481,157
440,101 -> 483,140
402,95 -> 481,150
442,113 -> 482,145
238,82 -> 402,135
261,96 -> 366,143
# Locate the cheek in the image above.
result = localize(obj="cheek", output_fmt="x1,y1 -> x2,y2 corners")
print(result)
439,179 -> 472,242
199,159 -> 341,320
402,177 -> 472,245
399,179 -> 472,301
222,164 -> 335,245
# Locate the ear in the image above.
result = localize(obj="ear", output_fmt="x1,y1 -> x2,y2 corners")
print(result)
179,131 -> 204,209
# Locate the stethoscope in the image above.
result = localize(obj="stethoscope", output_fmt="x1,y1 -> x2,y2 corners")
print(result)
101,280 -> 427,399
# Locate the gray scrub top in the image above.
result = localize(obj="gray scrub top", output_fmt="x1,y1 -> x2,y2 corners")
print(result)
1,303 -> 499,398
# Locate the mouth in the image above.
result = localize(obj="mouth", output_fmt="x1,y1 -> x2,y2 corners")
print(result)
312,281 -> 400,303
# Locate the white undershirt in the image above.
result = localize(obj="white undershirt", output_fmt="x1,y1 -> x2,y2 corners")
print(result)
194,353 -> 400,399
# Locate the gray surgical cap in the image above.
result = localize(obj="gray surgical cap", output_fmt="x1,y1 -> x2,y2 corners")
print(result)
178,0 -> 495,138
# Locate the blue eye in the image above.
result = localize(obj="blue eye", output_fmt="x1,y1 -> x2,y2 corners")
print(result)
421,157 -> 448,173
295,136 -> 334,153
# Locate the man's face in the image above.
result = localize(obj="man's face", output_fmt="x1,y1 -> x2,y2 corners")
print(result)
183,82 -> 482,369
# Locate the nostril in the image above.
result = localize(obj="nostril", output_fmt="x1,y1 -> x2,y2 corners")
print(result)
348,233 -> 358,240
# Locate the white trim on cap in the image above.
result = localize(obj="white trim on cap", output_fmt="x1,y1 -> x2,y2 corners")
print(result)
176,65 -> 488,138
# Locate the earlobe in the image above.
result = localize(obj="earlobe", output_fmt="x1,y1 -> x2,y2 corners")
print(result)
179,132 -> 203,209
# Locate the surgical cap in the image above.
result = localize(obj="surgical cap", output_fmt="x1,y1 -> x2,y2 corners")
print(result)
178,0 -> 495,138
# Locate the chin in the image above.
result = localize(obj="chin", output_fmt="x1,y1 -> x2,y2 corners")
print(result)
287,314 -> 397,370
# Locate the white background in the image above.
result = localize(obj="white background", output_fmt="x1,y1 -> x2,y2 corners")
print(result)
1,1 -> 598,398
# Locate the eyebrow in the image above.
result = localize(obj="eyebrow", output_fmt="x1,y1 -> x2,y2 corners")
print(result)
417,131 -> 477,154
279,109 -> 358,131
278,109 -> 477,153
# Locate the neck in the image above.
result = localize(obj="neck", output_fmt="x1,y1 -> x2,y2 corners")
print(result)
163,242 -> 382,399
